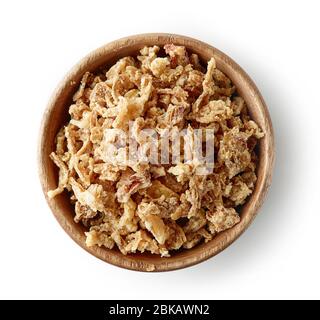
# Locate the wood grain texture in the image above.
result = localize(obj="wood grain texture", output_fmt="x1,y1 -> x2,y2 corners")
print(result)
38,33 -> 275,272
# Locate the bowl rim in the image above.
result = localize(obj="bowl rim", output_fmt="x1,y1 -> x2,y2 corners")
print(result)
38,33 -> 275,272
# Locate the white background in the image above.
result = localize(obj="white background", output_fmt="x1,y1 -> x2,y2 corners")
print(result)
0,0 -> 319,300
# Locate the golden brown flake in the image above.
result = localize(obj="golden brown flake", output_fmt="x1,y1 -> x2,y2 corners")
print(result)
48,44 -> 263,256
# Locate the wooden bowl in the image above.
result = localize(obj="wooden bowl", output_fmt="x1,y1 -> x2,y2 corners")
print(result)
38,34 -> 275,272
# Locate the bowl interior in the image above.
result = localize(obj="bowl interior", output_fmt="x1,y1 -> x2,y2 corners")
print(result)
39,34 -> 274,272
